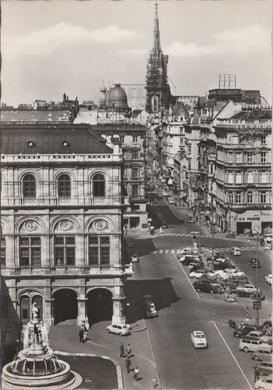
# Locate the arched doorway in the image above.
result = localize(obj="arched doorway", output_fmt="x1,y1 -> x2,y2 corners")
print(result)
20,293 -> 43,325
87,289 -> 112,325
53,289 -> 77,324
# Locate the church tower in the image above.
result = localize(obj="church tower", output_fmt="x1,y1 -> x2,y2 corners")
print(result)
145,0 -> 172,113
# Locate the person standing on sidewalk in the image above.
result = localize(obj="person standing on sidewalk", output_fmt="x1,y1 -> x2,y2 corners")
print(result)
120,343 -> 125,357
125,343 -> 132,357
133,366 -> 140,381
152,376 -> 159,389
79,326 -> 84,343
125,356 -> 131,373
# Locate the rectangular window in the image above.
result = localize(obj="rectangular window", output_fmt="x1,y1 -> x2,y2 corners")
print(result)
247,153 -> 253,163
261,152 -> 266,163
261,135 -> 266,144
228,192 -> 233,204
54,236 -> 75,266
235,193 -> 241,203
132,150 -> 139,159
19,236 -> 41,267
132,185 -> 139,197
247,192 -> 253,203
260,191 -> 267,203
227,152 -> 233,163
88,235 -> 110,266
132,168 -> 139,179
119,136 -> 124,143
236,153 -> 242,163
1,237 -> 6,266
133,136 -> 138,143
188,144 -> 192,154
130,217 -> 140,229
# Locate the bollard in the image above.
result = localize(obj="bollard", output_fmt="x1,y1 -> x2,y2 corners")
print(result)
212,312 -> 215,321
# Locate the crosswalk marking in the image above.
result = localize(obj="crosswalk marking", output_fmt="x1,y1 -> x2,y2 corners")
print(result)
158,232 -> 207,238
153,245 -> 257,254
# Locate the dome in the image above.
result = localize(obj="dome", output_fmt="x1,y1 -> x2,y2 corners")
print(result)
106,83 -> 129,111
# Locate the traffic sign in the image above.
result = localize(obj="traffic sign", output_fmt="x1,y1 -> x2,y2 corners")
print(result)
253,300 -> 261,310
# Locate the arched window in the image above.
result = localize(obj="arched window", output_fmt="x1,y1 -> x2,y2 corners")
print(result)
93,174 -> 105,197
151,95 -> 159,112
23,174 -> 36,198
58,174 -> 71,198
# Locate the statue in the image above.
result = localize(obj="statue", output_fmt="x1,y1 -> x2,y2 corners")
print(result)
31,303 -> 39,323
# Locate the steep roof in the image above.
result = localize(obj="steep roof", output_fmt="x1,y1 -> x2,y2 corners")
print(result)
230,108 -> 272,120
172,102 -> 190,119
1,124 -> 113,154
1,110 -> 72,123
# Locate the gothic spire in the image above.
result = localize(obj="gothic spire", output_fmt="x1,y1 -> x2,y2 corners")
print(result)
153,0 -> 161,51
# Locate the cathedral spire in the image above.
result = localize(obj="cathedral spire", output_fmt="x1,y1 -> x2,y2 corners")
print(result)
153,0 -> 161,51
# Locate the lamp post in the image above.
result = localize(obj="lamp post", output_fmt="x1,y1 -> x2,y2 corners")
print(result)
227,203 -> 232,295
253,229 -> 261,328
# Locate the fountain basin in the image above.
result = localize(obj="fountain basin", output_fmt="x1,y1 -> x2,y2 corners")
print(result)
2,360 -> 81,389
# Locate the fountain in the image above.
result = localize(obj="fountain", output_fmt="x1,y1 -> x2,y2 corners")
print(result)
2,303 -> 82,389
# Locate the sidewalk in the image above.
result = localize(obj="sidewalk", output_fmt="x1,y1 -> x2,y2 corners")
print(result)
49,319 -> 157,390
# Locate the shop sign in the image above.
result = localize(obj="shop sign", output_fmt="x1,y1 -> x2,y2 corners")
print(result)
253,301 -> 261,310
247,217 -> 260,221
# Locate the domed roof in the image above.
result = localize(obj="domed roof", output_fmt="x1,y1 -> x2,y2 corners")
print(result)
106,83 -> 129,110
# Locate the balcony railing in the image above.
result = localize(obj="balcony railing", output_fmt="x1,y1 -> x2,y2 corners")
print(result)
1,153 -> 122,163
2,265 -> 124,276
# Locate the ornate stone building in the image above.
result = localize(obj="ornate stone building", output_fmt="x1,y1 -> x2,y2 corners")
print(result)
1,124 -> 128,328
145,1 -> 172,113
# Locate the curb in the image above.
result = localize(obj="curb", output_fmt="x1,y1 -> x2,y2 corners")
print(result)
55,350 -> 124,389
130,320 -> 147,333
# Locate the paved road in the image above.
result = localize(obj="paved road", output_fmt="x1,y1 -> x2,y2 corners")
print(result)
126,200 -> 272,390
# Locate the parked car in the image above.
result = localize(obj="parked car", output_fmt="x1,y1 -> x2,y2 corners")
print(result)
107,323 -> 131,336
179,247 -> 199,255
239,338 -> 271,353
178,255 -> 201,265
248,257 -> 261,268
254,375 -> 272,389
193,280 -> 223,294
265,274 -> 272,285
256,361 -> 273,376
191,330 -> 208,348
251,348 -> 273,361
245,330 -> 264,340
131,254 -> 140,263
189,263 -> 203,272
230,247 -> 242,256
228,319 -> 240,329
224,293 -> 238,303
236,284 -> 256,294
234,324 -> 258,338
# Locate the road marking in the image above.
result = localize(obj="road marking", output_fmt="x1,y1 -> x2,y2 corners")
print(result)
213,322 -> 253,390
144,320 -> 162,389
153,245 -> 257,254
174,254 -> 200,300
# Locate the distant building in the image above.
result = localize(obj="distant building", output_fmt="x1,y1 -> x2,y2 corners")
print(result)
122,84 -> 146,111
145,1 -> 172,113
1,109 -> 73,124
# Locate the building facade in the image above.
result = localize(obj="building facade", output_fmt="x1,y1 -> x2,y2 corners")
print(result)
214,106 -> 272,233
1,124 -> 128,329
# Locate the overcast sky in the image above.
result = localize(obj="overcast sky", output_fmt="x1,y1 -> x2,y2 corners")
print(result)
1,0 -> 271,106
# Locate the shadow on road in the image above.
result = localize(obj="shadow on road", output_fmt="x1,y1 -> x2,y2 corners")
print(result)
148,204 -> 183,228
124,278 -> 180,323
124,238 -> 156,259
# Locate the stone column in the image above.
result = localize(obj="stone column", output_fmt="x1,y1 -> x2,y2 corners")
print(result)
77,296 -> 88,326
44,299 -> 55,327
112,282 -> 126,325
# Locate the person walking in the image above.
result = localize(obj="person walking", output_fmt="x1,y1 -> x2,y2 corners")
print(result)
254,367 -> 259,383
133,366 -> 140,381
152,376 -> 159,389
125,343 -> 132,357
79,326 -> 84,343
125,356 -> 131,373
120,343 -> 125,357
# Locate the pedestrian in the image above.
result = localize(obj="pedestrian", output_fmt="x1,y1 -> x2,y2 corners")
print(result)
254,367 -> 259,382
152,376 -> 159,389
125,343 -> 132,357
133,366 -> 140,381
84,316 -> 90,331
79,326 -> 84,343
83,328 -> 88,343
120,343 -> 125,357
125,356 -> 131,373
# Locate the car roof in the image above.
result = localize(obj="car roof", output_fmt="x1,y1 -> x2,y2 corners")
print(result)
193,331 -> 204,335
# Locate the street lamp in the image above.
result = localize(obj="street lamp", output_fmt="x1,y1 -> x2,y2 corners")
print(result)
253,229 -> 261,328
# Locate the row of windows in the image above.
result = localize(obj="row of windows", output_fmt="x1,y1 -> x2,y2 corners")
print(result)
226,171 -> 270,184
22,173 -> 105,198
1,235 -> 110,267
226,151 -> 268,163
227,135 -> 267,145
227,191 -> 270,204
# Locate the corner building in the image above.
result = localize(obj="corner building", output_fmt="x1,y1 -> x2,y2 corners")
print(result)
1,124 -> 127,328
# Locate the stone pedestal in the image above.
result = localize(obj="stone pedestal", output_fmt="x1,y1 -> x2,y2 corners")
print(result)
112,295 -> 126,325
